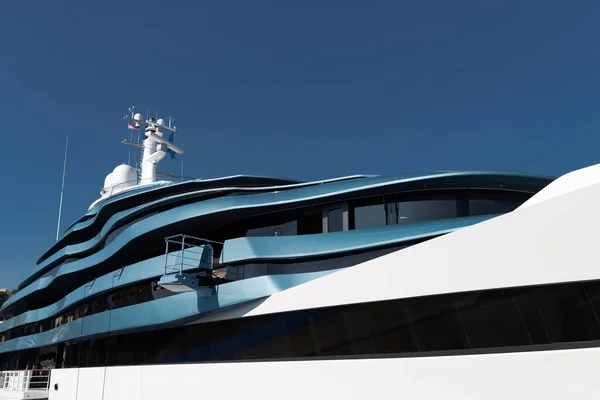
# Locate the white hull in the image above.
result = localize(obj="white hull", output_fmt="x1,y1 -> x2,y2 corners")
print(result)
49,346 -> 600,399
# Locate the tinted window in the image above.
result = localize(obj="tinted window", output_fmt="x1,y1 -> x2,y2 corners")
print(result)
469,199 -> 519,216
515,292 -> 549,345
396,200 -> 458,224
311,310 -> 353,355
459,294 -> 530,348
327,208 -> 344,232
410,298 -> 469,351
246,220 -> 297,237
365,300 -> 417,354
535,284 -> 600,343
354,204 -> 386,230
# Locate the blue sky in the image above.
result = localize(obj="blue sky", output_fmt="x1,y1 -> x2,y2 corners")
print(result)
0,0 -> 598,290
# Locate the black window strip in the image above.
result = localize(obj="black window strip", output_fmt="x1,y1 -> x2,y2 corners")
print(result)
2,278 -> 600,370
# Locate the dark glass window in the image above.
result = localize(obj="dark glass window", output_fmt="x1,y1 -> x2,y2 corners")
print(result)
246,220 -> 297,237
327,208 -> 344,232
515,292 -> 549,345
354,204 -> 386,230
297,211 -> 323,235
469,199 -> 520,216
396,200 -> 458,224
458,293 -> 530,348
365,300 -> 417,354
286,313 -> 318,357
535,284 -> 600,343
311,310 -> 353,356
342,310 -> 376,354
410,298 -> 469,351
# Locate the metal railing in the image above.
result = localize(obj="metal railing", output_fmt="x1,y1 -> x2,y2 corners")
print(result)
164,234 -> 221,275
0,370 -> 50,392
100,174 -> 199,199
102,177 -> 166,198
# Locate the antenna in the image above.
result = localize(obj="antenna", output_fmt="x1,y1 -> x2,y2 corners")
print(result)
122,108 -> 183,185
56,135 -> 69,241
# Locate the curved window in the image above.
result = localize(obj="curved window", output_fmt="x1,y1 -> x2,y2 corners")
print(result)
326,208 -> 344,232
241,190 -> 528,239
353,194 -> 463,228
396,199 -> 459,224
354,204 -> 386,229
246,220 -> 297,237
468,199 -> 519,216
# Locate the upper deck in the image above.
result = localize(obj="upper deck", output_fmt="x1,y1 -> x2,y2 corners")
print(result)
3,169 -> 552,319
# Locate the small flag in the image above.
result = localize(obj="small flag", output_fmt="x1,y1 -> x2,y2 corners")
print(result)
127,123 -> 139,131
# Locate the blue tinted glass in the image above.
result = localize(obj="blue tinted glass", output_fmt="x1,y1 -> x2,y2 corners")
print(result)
397,200 -> 457,223
247,220 -> 297,237
327,208 -> 343,232
354,204 -> 386,230
469,199 -> 518,216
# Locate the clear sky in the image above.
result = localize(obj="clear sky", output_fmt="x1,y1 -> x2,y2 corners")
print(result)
0,0 -> 599,290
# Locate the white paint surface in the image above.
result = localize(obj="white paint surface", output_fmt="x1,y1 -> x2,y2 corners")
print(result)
48,369 -> 77,400
0,391 -> 49,400
519,162 -> 600,209
102,367 -> 141,400
49,347 -> 600,399
75,368 -> 104,400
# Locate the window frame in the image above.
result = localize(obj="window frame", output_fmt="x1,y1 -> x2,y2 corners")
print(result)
322,203 -> 349,233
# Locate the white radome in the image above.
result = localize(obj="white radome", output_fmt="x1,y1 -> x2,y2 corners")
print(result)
103,172 -> 114,190
102,164 -> 137,198
111,164 -> 137,189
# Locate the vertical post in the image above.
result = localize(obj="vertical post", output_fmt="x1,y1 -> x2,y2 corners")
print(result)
180,235 -> 186,274
56,135 -> 69,241
164,240 -> 169,275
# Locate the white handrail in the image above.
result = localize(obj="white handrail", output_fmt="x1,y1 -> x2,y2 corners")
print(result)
0,370 -> 50,392
164,234 -> 220,275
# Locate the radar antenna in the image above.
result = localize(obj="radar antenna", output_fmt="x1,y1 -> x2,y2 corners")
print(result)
123,108 -> 184,185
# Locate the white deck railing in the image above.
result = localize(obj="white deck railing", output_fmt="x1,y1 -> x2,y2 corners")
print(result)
0,370 -> 50,392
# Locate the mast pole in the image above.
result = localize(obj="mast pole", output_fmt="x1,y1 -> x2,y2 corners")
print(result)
56,135 -> 69,241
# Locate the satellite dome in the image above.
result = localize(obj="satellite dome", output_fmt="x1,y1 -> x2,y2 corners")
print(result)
112,164 -> 138,190
101,165 -> 137,198
103,172 -> 114,190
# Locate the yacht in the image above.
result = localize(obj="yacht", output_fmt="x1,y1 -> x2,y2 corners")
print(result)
1,109 -> 596,399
